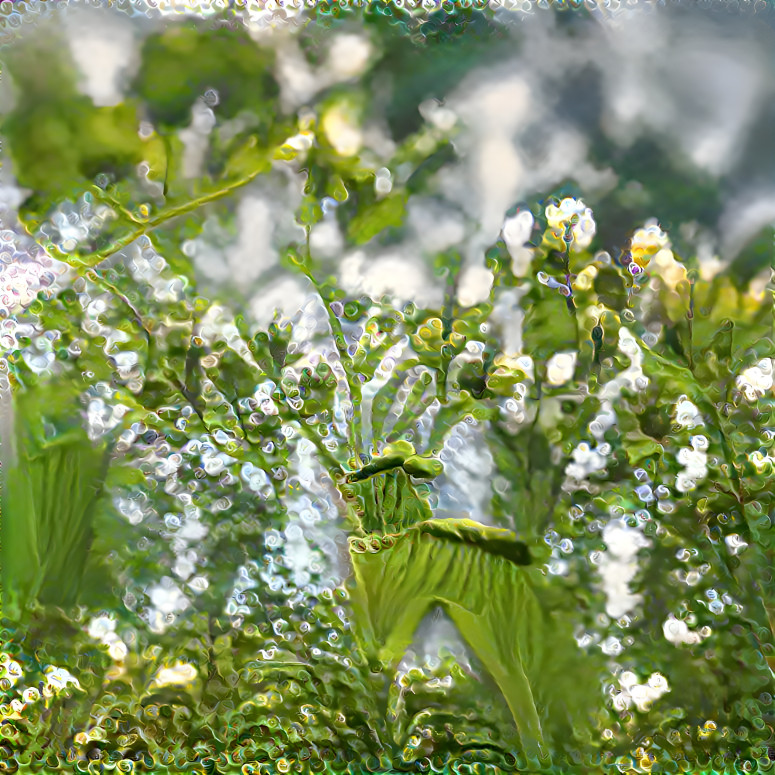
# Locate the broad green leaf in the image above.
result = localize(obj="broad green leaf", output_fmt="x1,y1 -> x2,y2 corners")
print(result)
521,285 -> 577,362
347,193 -> 407,245
1,382 -> 110,619
131,26 -> 279,132
349,520 -> 601,764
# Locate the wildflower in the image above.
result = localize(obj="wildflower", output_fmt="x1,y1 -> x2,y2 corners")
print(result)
2,659 -> 23,687
153,661 -> 198,688
674,396 -> 703,429
544,197 -> 596,252
8,698 -> 26,718
663,614 -> 707,645
87,615 -> 117,642
45,666 -> 81,692
630,222 -> 670,269
736,358 -> 773,401
22,687 -> 40,704
545,197 -> 588,229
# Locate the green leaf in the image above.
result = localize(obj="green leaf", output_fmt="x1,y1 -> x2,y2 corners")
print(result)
0,381 -> 111,618
424,393 -> 496,455
347,193 -> 407,245
131,26 -> 279,132
616,404 -> 666,467
344,467 -> 433,534
415,518 -> 531,565
349,520 -> 601,764
369,357 -> 422,443
521,285 -> 577,362
694,318 -> 734,386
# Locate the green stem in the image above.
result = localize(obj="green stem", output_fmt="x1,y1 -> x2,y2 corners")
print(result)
39,159 -> 269,270
687,278 -> 695,372
301,230 -> 360,463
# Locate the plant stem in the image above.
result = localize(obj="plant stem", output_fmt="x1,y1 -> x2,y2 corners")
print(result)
301,229 -> 361,463
38,157 -> 270,270
687,278 -> 695,371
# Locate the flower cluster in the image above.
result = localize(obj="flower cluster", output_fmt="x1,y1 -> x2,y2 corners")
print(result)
624,222 -> 670,276
611,670 -> 670,713
673,396 -> 703,429
1,655 -> 82,723
545,197 -> 597,252
87,614 -> 129,662
675,434 -> 709,494
736,357 -> 773,401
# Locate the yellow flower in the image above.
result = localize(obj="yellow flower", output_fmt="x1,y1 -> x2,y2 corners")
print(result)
630,223 -> 670,268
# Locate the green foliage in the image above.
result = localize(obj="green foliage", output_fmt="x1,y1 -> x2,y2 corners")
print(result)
132,26 -> 279,132
349,520 -> 603,766
1,30 -> 145,221
0,381 -> 111,618
2,5 -> 774,774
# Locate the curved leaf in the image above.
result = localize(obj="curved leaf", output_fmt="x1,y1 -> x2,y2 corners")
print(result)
1,382 -> 110,618
349,519 -> 601,764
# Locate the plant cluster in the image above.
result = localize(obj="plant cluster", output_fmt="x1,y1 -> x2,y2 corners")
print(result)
0,3 -> 774,774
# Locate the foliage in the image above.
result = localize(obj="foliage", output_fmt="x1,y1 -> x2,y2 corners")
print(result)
0,4 -> 774,774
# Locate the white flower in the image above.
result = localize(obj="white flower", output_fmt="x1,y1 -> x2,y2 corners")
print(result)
45,667 -> 81,692
675,473 -> 698,493
613,671 -> 670,714
663,614 -> 707,646
107,640 -> 129,662
4,659 -> 23,687
177,519 -> 208,542
87,615 -> 117,642
612,691 -> 631,712
674,397 -> 703,429
619,671 -> 638,689
725,533 -> 748,555
600,636 -> 624,656
173,551 -> 197,580
153,661 -> 198,688
10,698 -> 25,715
676,447 -> 707,473
546,351 -> 577,385
22,687 -> 40,704
736,358 -> 773,401
648,673 -> 669,692
148,579 -> 190,615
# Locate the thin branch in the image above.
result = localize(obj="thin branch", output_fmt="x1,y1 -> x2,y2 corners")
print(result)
170,374 -> 207,429
91,186 -> 144,226
84,269 -> 152,347
38,158 -> 269,270
687,277 -> 695,372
